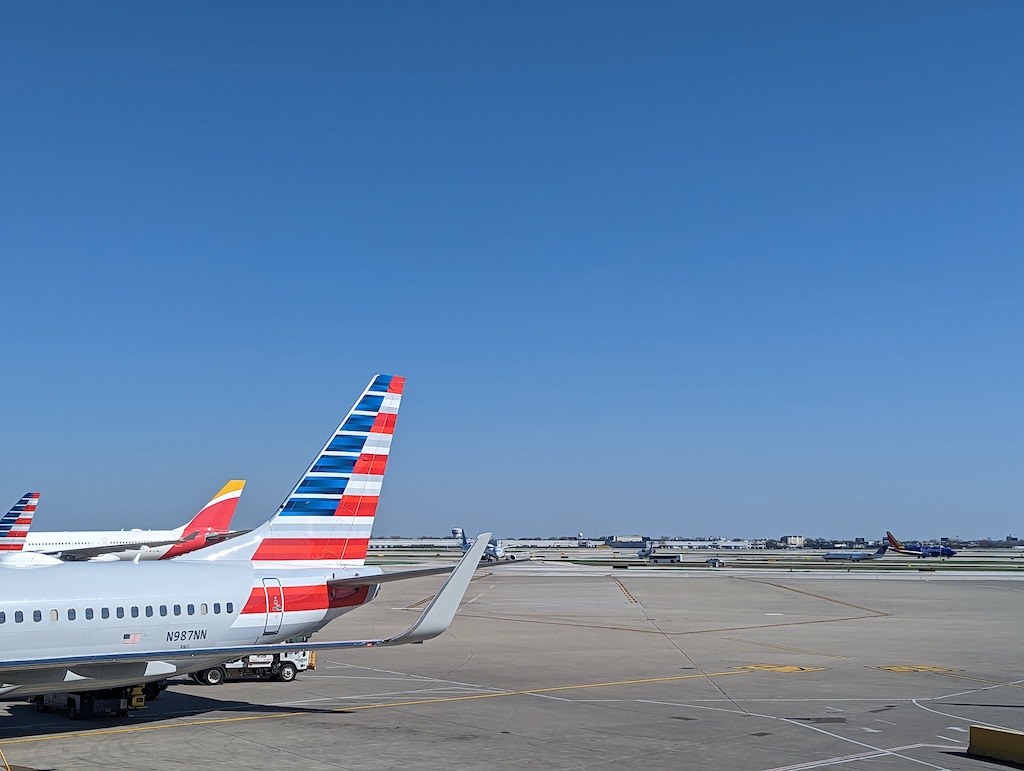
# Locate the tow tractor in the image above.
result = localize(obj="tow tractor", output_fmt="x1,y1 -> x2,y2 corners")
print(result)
191,651 -> 312,685
32,681 -> 165,720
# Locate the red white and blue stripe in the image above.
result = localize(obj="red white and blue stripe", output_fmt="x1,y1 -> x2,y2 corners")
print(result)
0,493 -> 39,551
250,374 -> 404,566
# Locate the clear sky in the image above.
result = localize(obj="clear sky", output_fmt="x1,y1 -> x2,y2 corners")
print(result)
1,2 -> 1021,541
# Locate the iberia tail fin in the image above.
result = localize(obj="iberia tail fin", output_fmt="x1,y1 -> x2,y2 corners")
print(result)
0,493 -> 39,551
161,480 -> 246,559
192,374 -> 403,567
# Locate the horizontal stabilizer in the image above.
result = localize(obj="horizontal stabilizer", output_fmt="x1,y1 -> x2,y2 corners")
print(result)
328,565 -> 458,587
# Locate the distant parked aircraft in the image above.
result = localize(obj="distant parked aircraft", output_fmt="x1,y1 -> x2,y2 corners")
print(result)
453,528 -> 515,561
886,531 -> 957,558
22,481 -> 245,561
0,492 -> 39,554
822,545 -> 887,562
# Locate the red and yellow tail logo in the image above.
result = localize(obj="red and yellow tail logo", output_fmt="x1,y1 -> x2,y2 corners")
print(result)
161,481 -> 245,559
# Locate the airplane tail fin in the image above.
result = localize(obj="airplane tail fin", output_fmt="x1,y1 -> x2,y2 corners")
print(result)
0,493 -> 39,551
161,480 -> 245,559
885,531 -> 904,551
452,528 -> 470,550
193,374 -> 404,567
875,545 -> 888,556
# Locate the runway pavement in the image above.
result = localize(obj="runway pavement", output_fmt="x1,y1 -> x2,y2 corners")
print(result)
1,563 -> 1021,770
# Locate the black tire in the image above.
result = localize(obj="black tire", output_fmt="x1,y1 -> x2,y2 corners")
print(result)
34,697 -> 48,713
66,700 -> 80,720
143,682 -> 162,700
276,662 -> 297,682
200,667 -> 226,686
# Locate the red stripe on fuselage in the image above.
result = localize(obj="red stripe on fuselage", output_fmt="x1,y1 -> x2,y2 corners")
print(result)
240,583 -> 372,614
329,584 -> 372,608
251,537 -> 370,561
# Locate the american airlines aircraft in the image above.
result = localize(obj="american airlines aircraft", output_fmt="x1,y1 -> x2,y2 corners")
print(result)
19,480 -> 245,562
0,374 -> 490,700
0,492 -> 39,553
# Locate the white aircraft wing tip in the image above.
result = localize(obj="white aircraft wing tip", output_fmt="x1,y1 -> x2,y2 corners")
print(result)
380,531 -> 492,646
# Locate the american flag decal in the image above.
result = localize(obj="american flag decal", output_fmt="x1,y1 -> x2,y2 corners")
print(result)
122,633 -> 141,644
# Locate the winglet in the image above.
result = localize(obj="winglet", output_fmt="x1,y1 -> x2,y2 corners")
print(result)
380,531 -> 491,646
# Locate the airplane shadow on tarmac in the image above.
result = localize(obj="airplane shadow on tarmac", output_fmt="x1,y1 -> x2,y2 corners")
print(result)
0,683 -> 347,743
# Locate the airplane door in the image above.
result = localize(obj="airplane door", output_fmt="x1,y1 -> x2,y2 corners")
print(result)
263,578 -> 284,635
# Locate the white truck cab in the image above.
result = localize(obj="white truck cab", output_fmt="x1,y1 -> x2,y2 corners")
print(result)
192,651 -> 312,685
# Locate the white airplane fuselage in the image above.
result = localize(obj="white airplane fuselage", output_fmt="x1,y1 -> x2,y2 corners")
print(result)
22,529 -> 186,561
0,559 -> 379,695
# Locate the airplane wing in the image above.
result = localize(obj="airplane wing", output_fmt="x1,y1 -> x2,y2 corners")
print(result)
0,532 -> 491,681
201,529 -> 251,546
331,545 -> 528,588
45,530 -> 253,561
45,533 -> 201,561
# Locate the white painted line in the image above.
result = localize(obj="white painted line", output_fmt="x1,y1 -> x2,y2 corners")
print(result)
936,736 -> 961,743
913,699 -> 1015,731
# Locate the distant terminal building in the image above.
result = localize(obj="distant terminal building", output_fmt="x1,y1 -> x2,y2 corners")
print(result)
781,535 -> 806,548
643,539 -> 766,550
604,535 -> 647,549
369,538 -> 458,549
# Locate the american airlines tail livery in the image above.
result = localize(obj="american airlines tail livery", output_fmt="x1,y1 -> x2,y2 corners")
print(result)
0,493 -> 39,552
21,480 -> 246,562
0,375 -> 489,700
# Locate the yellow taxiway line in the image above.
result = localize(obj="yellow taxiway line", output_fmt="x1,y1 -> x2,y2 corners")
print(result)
0,670 -> 745,747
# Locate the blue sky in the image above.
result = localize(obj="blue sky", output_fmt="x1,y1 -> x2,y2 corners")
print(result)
1,2 -> 1021,540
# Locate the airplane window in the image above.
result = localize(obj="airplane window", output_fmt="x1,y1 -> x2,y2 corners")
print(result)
200,603 -> 208,615
85,608 -> 94,620
145,606 -> 153,617
226,602 -> 234,613
159,605 -> 167,617
14,611 -> 23,623
0,612 -> 5,624
173,604 -> 181,616
50,610 -> 58,622
116,607 -> 125,619
131,606 -> 139,618
33,610 -> 42,622
101,608 -> 110,619
68,609 -> 76,621
187,604 -> 195,615
213,603 -> 221,614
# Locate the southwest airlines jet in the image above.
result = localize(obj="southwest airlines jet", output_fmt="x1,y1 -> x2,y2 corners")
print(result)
19,480 -> 245,562
886,531 -> 957,558
0,374 -> 490,699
